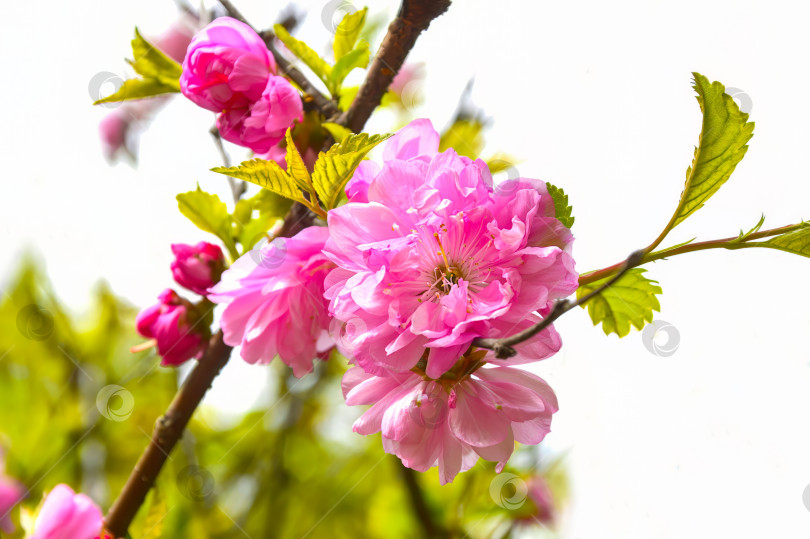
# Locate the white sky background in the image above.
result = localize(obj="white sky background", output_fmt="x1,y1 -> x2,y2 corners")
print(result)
2,0 -> 810,537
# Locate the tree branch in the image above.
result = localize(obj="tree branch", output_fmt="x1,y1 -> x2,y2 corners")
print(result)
398,462 -> 445,538
473,251 -> 645,359
103,331 -> 232,537
340,0 -> 452,133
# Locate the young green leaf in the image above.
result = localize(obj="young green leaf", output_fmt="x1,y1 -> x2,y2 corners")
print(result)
577,268 -> 662,337
93,28 -> 181,105
312,132 -> 391,210
671,73 -> 755,228
439,119 -> 485,159
212,159 -> 305,205
322,122 -> 353,143
751,222 -> 810,258
176,187 -> 238,258
546,182 -> 575,229
329,42 -> 370,92
284,128 -> 313,193
274,24 -> 332,87
333,8 -> 368,60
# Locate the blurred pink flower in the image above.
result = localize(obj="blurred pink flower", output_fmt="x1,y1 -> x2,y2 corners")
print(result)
208,226 -> 335,377
342,365 -> 558,484
520,475 -> 556,526
325,119 -> 578,378
389,62 -> 425,96
180,16 -> 275,112
217,75 -> 303,154
136,289 -> 208,366
30,484 -> 102,539
0,471 -> 23,534
171,241 -> 225,295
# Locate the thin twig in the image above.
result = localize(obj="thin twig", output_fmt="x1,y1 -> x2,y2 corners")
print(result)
210,125 -> 245,204
473,250 -> 645,359
340,0 -> 452,133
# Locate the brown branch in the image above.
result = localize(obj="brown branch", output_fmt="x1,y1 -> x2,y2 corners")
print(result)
473,250 -> 645,359
103,331 -> 232,537
340,0 -> 452,133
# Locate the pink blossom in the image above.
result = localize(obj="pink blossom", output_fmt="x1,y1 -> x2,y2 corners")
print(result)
136,289 -> 208,366
342,365 -> 558,484
180,17 -> 275,112
171,241 -> 225,295
389,62 -> 425,96
325,119 -> 578,379
0,473 -> 23,534
30,484 -> 102,539
520,475 -> 556,526
217,75 -> 304,154
208,226 -> 335,377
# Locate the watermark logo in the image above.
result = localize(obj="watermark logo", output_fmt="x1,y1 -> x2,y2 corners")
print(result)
489,473 -> 528,510
641,320 -> 680,357
176,465 -> 215,502
96,385 -> 135,421
88,71 -> 124,109
16,305 -> 54,341
249,237 -> 288,270
408,391 -> 448,430
725,87 -> 753,114
321,0 -> 357,34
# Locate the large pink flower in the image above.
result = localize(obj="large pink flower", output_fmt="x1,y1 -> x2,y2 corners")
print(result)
343,365 -> 558,484
30,484 -> 102,539
217,75 -> 304,154
209,226 -> 335,377
324,119 -> 578,378
180,16 -> 275,112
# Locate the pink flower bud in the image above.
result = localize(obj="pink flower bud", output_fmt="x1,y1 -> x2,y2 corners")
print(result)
216,75 -> 303,154
170,242 -> 225,295
135,289 -> 208,366
180,17 -> 276,112
30,484 -> 102,539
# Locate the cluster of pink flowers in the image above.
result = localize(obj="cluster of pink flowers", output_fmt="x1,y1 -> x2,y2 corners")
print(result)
136,242 -> 224,366
211,119 -> 578,482
180,17 -> 303,157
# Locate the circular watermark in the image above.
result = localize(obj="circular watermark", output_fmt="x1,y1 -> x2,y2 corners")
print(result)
88,71 -> 124,108
399,78 -> 425,111
16,304 -> 54,341
725,87 -> 753,114
803,483 -> 810,512
96,385 -> 135,421
489,473 -> 529,510
249,237 -> 288,270
176,465 -> 215,502
321,0 -> 357,34
641,320 -> 680,357
328,316 -> 367,355
492,175 -> 524,199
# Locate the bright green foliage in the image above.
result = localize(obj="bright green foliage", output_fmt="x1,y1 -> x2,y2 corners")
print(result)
312,132 -> 392,210
212,159 -> 307,206
671,73 -> 755,228
753,222 -> 810,257
176,187 -> 238,259
546,182 -> 575,229
93,28 -> 181,105
330,43 -> 370,92
322,122 -> 352,143
333,8 -> 368,60
273,24 -> 333,88
439,118 -> 485,159
285,128 -> 313,192
577,268 -> 663,337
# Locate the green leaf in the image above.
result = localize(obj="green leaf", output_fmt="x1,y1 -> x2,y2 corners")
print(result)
212,159 -> 306,205
274,24 -> 332,87
285,128 -> 313,193
141,482 -> 168,539
333,8 -> 368,60
671,73 -> 755,228
329,42 -> 370,92
753,222 -> 810,257
322,122 -> 352,143
311,132 -> 391,210
439,119 -> 485,159
546,182 -> 575,229
93,28 -> 181,105
730,213 -> 766,243
233,190 -> 293,252
176,187 -> 238,258
577,268 -> 662,337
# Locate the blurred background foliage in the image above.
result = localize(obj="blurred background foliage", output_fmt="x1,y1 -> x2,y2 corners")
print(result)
0,258 -> 564,538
